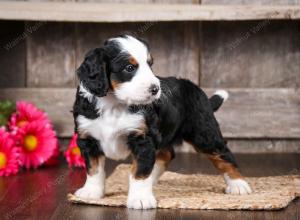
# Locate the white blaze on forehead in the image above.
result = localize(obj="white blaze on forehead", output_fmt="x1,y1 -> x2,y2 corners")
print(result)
112,35 -> 148,63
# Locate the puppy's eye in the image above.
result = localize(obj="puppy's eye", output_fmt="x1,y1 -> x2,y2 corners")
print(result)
124,65 -> 135,73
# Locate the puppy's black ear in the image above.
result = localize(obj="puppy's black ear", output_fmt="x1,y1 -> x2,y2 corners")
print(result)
77,48 -> 109,97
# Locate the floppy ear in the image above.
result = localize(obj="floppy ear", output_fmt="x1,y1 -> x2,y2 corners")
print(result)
77,48 -> 109,97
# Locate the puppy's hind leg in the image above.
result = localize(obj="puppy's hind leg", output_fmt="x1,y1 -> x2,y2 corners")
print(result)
182,84 -> 251,195
74,137 -> 106,200
186,136 -> 252,195
206,147 -> 252,195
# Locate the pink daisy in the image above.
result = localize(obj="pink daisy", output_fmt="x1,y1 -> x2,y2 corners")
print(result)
9,101 -> 51,134
44,143 -> 60,166
0,128 -> 20,176
64,133 -> 85,168
16,121 -> 58,169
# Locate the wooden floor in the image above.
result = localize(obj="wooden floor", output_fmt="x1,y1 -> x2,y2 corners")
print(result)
0,153 -> 299,220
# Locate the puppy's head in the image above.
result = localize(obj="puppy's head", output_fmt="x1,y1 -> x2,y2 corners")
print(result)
77,35 -> 161,105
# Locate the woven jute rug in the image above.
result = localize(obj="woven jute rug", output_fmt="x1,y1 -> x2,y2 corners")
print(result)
68,164 -> 300,210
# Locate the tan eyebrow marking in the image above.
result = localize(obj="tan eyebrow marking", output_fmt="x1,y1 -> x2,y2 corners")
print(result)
129,56 -> 138,65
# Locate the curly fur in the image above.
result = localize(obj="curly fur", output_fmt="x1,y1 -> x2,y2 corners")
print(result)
72,34 -> 251,209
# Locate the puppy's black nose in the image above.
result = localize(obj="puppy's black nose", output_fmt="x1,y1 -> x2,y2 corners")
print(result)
149,84 -> 159,96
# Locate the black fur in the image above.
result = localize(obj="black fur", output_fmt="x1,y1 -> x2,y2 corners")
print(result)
77,137 -> 104,169
127,133 -> 156,178
124,77 -> 238,176
209,94 -> 226,112
109,52 -> 138,83
125,77 -> 238,177
154,77 -> 237,167
73,87 -> 99,121
77,48 -> 109,97
73,88 -> 103,170
73,35 -> 237,178
127,105 -> 163,177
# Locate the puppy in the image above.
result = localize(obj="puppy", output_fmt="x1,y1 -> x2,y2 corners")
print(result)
73,34 -> 252,209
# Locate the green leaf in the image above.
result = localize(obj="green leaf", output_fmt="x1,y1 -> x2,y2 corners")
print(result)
0,100 -> 16,126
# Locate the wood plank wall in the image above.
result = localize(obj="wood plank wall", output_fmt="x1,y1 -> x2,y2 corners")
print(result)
201,0 -> 300,153
201,21 -> 300,88
202,0 -> 300,5
0,21 -> 26,88
0,0 -> 299,153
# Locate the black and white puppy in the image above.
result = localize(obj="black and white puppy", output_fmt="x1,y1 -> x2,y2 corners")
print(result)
73,35 -> 252,209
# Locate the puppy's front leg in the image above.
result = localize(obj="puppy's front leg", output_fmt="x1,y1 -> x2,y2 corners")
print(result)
127,134 -> 156,209
74,138 -> 105,200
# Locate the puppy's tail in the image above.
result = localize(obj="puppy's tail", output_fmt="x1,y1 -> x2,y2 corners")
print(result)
209,90 -> 229,112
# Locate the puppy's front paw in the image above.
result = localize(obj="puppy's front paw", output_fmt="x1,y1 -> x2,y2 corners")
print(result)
127,194 -> 157,209
225,178 -> 252,195
74,184 -> 104,200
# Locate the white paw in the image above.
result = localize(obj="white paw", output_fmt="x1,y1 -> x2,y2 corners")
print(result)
225,178 -> 252,195
74,184 -> 104,200
127,194 -> 157,209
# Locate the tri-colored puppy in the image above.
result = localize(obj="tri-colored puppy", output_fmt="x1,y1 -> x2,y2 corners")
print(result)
73,34 -> 252,209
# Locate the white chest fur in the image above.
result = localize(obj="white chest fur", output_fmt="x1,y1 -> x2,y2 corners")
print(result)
76,92 -> 144,160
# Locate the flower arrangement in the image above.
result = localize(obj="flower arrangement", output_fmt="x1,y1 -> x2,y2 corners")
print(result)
0,100 -> 85,177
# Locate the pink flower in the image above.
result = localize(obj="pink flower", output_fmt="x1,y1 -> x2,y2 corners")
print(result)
9,101 -> 51,134
0,128 -> 19,176
16,121 -> 58,169
64,134 -> 85,168
44,143 -> 60,166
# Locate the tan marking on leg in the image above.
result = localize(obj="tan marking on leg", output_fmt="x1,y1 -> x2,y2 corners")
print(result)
156,150 -> 172,166
206,154 -> 243,179
131,158 -> 138,177
88,156 -> 100,175
151,150 -> 173,184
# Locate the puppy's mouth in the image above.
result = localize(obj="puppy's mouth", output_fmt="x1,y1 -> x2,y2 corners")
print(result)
126,97 -> 157,105
123,92 -> 161,105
